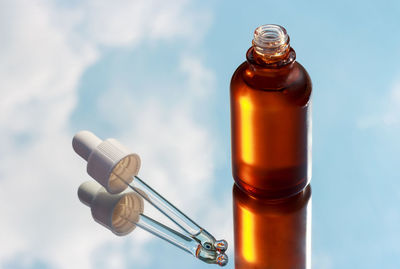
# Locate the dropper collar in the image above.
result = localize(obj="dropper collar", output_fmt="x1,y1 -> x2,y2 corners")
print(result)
72,131 -> 141,194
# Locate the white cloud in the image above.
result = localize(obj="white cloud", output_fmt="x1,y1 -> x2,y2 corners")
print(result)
0,0 -> 226,269
180,56 -> 216,98
312,252 -> 333,269
71,0 -> 211,47
358,79 -> 400,129
0,2 -> 98,266
381,81 -> 400,126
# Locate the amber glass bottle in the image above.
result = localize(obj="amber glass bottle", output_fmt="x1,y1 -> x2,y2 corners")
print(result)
233,184 -> 311,269
230,24 -> 312,198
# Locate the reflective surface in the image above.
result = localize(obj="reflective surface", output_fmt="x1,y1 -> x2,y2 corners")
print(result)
233,184 -> 312,269
2,1 -> 399,268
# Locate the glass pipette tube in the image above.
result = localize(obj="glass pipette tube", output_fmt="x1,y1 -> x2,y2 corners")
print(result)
123,214 -> 228,266
117,174 -> 227,253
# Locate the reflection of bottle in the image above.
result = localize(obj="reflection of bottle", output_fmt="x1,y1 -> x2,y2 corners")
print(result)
233,184 -> 312,269
230,24 -> 312,198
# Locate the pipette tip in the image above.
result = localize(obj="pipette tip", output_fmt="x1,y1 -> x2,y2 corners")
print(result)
216,253 -> 228,267
215,239 -> 228,253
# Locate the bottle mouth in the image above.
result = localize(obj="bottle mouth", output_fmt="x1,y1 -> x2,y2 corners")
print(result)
252,24 -> 290,58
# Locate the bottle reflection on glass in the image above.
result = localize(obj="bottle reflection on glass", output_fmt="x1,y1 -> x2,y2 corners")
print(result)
233,184 -> 311,269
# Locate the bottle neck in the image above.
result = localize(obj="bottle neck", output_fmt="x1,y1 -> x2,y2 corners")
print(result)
248,24 -> 296,67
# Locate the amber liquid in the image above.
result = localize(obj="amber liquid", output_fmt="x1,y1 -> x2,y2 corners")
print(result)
230,47 -> 312,198
233,184 -> 311,269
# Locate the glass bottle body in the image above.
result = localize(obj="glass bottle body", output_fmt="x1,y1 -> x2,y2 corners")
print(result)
230,47 -> 312,198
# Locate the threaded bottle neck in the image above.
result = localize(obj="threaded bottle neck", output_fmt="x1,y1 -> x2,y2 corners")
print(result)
252,24 -> 292,64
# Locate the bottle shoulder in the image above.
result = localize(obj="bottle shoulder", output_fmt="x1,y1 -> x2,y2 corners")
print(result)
230,61 -> 312,106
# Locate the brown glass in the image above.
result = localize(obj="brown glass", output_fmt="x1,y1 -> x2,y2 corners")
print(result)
233,183 -> 311,269
230,47 -> 312,198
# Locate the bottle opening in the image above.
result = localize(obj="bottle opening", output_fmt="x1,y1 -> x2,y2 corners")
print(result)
252,24 -> 290,59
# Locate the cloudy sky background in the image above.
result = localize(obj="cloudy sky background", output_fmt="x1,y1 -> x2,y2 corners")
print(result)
1,0 -> 400,268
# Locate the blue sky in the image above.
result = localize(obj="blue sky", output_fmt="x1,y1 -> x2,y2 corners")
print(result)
1,0 -> 400,268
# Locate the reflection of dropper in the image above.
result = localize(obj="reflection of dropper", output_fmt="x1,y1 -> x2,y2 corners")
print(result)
78,181 -> 228,266
73,131 -> 228,266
